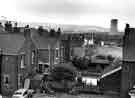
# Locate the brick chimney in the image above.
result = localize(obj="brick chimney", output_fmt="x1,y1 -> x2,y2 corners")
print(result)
110,19 -> 118,34
121,24 -> 135,98
24,25 -> 32,73
24,25 -> 31,40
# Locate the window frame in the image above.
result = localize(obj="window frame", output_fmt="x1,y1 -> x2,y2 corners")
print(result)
20,55 -> 25,69
32,51 -> 35,65
18,73 -> 23,88
3,74 -> 10,87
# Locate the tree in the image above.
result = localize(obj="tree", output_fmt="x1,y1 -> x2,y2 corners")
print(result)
5,21 -> 12,32
72,56 -> 89,70
49,63 -> 76,92
56,27 -> 61,37
51,63 -> 76,81
107,55 -> 114,62
37,26 -> 49,37
13,22 -> 20,33
49,28 -> 56,37
38,26 -> 44,36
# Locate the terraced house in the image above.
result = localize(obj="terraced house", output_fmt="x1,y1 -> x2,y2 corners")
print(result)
31,28 -> 62,73
0,23 -> 63,96
0,25 -> 37,95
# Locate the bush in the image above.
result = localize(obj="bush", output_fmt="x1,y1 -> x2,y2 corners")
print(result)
72,56 -> 89,70
49,63 -> 76,92
51,66 -> 75,81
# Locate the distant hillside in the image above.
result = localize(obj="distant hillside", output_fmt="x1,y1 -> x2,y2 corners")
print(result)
0,20 -> 124,35
58,24 -> 110,33
26,22 -> 123,35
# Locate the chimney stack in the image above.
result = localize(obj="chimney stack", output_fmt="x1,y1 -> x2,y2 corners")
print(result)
110,19 -> 118,34
24,25 -> 31,40
121,24 -> 135,98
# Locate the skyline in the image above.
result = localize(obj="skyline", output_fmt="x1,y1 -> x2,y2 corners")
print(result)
0,0 -> 134,30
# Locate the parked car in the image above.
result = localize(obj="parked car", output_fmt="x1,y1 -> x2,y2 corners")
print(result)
0,94 -> 2,98
129,88 -> 135,98
12,88 -> 35,98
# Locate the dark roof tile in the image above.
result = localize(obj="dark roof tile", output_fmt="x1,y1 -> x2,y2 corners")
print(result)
0,33 -> 25,55
31,29 -> 59,49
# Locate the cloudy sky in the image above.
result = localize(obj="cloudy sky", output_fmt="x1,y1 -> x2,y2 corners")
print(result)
0,0 -> 134,30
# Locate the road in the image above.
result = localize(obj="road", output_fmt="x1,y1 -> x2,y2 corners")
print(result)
59,94 -> 119,98
3,92 -> 120,98
33,93 -> 120,98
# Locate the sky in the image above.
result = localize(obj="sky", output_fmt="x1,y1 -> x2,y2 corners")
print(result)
0,0 -> 134,30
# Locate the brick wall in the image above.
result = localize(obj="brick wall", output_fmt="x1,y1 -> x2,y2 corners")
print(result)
100,70 -> 121,93
1,55 -> 18,96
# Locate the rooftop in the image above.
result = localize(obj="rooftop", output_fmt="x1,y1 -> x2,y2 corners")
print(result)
0,32 -> 25,55
31,29 -> 60,49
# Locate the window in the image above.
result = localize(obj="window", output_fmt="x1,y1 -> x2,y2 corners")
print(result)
38,64 -> 49,73
32,51 -> 35,64
14,92 -> 22,95
70,48 -> 74,60
20,55 -> 25,68
18,74 -> 23,88
3,75 -> 10,87
60,47 -> 64,57
55,49 -> 59,59
39,64 -> 44,73
5,57 -> 9,61
83,39 -> 88,46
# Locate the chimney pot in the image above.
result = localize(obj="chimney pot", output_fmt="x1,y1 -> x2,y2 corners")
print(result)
24,25 -> 31,40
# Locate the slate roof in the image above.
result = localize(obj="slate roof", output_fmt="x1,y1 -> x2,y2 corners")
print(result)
0,32 -> 25,55
0,27 -> 60,55
31,29 -> 59,49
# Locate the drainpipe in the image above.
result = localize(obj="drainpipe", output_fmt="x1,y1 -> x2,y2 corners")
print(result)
48,44 -> 51,71
0,49 -> 3,94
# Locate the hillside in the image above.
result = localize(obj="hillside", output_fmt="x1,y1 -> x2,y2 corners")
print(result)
0,20 -> 124,35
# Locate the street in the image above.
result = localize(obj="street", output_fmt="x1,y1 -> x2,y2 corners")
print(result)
32,93 -> 120,98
